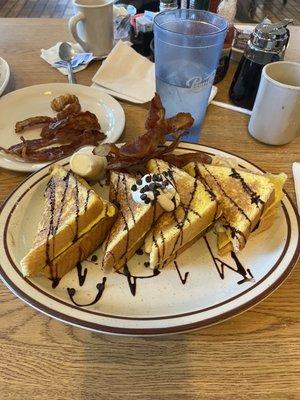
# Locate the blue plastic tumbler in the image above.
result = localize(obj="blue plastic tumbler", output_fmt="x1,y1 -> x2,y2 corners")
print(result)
154,10 -> 228,142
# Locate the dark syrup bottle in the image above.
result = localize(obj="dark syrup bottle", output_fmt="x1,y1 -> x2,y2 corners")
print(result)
229,18 -> 293,110
229,55 -> 278,110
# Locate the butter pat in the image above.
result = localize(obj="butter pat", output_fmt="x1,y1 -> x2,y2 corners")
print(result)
70,146 -> 107,180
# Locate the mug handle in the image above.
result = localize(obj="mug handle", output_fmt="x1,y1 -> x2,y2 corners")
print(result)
68,13 -> 89,51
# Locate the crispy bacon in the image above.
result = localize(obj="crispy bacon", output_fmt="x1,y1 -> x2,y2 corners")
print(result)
3,130 -> 105,162
3,94 -> 106,163
41,111 -> 100,139
161,152 -> 212,167
23,131 -> 104,162
144,93 -> 165,130
94,93 -> 194,170
56,100 -> 81,120
15,116 -> 54,133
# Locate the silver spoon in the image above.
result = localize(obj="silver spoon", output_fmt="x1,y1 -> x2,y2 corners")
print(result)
58,42 -> 76,84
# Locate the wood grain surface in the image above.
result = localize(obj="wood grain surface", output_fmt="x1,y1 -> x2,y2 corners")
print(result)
0,19 -> 300,400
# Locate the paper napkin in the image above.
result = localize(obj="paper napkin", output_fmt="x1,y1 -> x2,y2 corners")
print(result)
92,40 -> 155,104
292,162 -> 300,214
41,42 -> 97,76
92,40 -> 218,104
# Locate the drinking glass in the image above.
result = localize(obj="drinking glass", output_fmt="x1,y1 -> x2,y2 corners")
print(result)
154,10 -> 228,142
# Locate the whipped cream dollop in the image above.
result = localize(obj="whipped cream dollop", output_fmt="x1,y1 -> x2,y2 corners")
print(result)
70,146 -> 107,180
131,173 -> 180,212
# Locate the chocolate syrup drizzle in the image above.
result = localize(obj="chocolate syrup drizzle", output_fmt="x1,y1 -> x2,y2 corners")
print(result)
76,262 -> 88,287
171,170 -> 200,254
73,177 -> 80,242
174,261 -> 189,285
116,173 -> 131,262
52,278 -> 60,289
195,164 -> 216,201
45,178 -> 56,260
84,189 -> 91,213
45,177 -> 56,282
223,223 -> 247,243
103,173 -> 129,264
122,173 -> 136,224
202,164 -> 251,223
67,277 -> 107,307
54,170 -> 71,236
45,170 -> 92,286
229,168 -> 264,207
203,236 -> 253,284
136,248 -> 144,255
117,264 -> 160,296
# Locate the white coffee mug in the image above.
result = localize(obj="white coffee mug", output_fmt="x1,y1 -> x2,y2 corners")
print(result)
69,0 -> 114,57
248,61 -> 300,145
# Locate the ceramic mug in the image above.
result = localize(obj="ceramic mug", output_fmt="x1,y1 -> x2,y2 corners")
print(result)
69,0 -> 114,57
248,61 -> 300,145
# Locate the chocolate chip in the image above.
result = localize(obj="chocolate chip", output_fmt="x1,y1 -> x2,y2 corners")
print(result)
144,261 -> 150,268
153,189 -> 160,197
163,171 -> 168,177
131,184 -> 137,191
153,174 -> 159,181
136,179 -> 142,185
144,184 -> 149,192
144,197 -> 150,204
145,175 -> 151,183
149,182 -> 156,190
157,175 -> 163,181
140,187 -> 145,193
140,193 -> 147,200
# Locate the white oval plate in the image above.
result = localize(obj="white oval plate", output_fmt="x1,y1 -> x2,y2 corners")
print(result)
0,57 -> 10,97
0,143 -> 299,336
0,83 -> 125,173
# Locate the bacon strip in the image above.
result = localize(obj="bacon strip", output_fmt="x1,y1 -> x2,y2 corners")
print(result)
94,93 -> 194,171
4,94 -> 106,163
56,101 -> 81,120
161,152 -> 213,167
15,116 -> 54,133
41,111 -> 100,139
145,93 -> 165,130
4,130 -> 105,162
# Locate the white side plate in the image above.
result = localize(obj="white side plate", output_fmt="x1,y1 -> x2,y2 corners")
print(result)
0,83 -> 125,172
0,57 -> 10,97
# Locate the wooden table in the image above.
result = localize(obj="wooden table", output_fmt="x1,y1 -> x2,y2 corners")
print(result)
0,19 -> 300,400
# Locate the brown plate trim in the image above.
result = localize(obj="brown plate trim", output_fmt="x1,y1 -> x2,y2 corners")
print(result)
0,143 -> 299,335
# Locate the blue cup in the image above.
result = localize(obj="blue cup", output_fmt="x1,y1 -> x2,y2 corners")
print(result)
154,10 -> 228,142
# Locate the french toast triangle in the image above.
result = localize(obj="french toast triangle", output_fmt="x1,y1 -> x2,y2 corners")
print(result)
184,162 -> 286,255
21,165 -> 116,283
102,171 -> 164,272
144,159 -> 220,269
